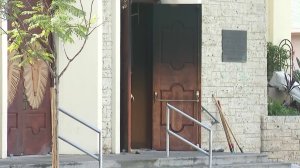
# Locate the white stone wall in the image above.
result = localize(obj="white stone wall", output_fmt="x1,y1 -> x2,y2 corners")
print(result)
102,0 -> 113,153
201,0 -> 267,152
261,116 -> 300,164
102,1 -> 268,153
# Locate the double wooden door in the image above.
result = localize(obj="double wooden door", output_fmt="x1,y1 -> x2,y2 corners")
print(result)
152,5 -> 201,150
7,0 -> 52,156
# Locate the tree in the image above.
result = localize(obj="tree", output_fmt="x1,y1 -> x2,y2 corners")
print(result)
0,0 -> 99,167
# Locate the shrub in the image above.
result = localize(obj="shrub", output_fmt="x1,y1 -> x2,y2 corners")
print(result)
268,100 -> 299,116
267,42 -> 290,81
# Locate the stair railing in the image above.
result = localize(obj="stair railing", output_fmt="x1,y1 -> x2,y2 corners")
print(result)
58,108 -> 102,168
166,103 -> 212,168
202,106 -> 219,125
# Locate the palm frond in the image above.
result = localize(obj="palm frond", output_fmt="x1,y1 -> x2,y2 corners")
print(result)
23,58 -> 48,109
7,52 -> 21,106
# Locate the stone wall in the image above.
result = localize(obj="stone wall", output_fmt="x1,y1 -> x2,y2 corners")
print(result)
201,0 -> 267,152
261,116 -> 300,164
102,0 -> 113,153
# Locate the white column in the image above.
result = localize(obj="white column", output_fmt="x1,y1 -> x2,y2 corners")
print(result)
97,0 -> 103,153
0,19 -> 8,158
111,0 -> 121,154
267,0 -> 292,44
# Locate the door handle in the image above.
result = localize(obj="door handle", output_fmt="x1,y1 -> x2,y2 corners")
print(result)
195,90 -> 200,100
131,93 -> 135,102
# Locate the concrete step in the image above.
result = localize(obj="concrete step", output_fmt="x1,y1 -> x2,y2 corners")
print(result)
215,162 -> 296,168
104,154 -> 291,168
0,153 -> 299,168
152,154 -> 269,167
109,161 -> 299,168
158,163 -> 298,168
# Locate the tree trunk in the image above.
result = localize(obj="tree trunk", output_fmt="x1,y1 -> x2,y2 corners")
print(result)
51,87 -> 59,168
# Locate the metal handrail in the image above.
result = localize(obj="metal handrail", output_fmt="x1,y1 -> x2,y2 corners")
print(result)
201,106 -> 219,125
166,103 -> 212,168
58,108 -> 102,168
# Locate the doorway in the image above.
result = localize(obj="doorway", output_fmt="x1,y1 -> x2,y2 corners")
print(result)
121,2 -> 201,151
131,3 -> 153,149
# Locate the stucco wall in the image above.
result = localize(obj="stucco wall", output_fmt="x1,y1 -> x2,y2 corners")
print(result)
0,19 -> 7,158
58,0 -> 102,154
292,34 -> 300,69
201,0 -> 267,153
267,0 -> 291,44
292,0 -> 300,32
261,116 -> 300,164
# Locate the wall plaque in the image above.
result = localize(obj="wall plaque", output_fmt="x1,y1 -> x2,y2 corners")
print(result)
222,30 -> 247,63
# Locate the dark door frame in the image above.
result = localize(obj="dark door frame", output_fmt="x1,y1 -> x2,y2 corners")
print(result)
121,0 -> 132,152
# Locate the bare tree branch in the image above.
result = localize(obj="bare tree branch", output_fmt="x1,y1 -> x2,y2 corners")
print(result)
0,26 -> 8,35
88,19 -> 108,36
88,0 -> 95,26
63,43 -> 71,61
58,36 -> 88,79
79,0 -> 88,26
58,0 -> 96,79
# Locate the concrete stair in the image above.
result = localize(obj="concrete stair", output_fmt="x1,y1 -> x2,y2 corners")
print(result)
104,153 -> 299,168
0,152 -> 299,168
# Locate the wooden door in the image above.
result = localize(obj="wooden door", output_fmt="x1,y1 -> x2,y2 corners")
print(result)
7,0 -> 52,155
8,71 -> 51,155
153,5 -> 200,150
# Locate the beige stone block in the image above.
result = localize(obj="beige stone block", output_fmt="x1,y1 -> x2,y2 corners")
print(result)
216,87 -> 234,97
267,151 -> 289,159
261,129 -> 292,140
281,137 -> 299,144
283,123 -> 300,130
261,140 -> 282,151
292,130 -> 300,139
285,116 -> 300,123
266,122 -> 282,130
242,124 -> 261,134
262,116 -> 285,124
281,143 -> 300,151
